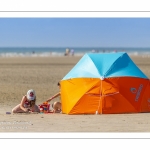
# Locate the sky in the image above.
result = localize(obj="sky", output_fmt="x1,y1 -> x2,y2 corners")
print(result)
0,18 -> 150,48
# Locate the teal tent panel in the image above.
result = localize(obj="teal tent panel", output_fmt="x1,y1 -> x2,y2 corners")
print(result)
103,53 -> 148,78
88,52 -> 126,77
63,52 -> 148,80
63,54 -> 101,80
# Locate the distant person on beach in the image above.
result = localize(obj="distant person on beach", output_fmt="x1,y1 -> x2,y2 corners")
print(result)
12,89 -> 40,113
46,82 -> 61,113
91,49 -> 96,53
64,48 -> 70,56
70,49 -> 74,56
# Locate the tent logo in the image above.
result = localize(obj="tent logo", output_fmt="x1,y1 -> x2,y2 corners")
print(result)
135,84 -> 143,102
130,84 -> 143,102
130,88 -> 137,93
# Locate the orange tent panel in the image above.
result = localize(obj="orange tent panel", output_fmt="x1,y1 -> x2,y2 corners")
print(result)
61,77 -> 150,114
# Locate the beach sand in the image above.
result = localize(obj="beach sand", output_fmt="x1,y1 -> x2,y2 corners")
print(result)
0,55 -> 150,133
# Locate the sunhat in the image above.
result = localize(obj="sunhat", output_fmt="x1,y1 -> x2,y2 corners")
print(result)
27,89 -> 36,101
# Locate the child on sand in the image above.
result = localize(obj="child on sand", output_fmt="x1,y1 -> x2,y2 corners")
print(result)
46,82 -> 61,113
12,89 -> 40,113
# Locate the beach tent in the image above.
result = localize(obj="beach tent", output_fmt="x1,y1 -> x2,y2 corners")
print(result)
60,52 -> 150,114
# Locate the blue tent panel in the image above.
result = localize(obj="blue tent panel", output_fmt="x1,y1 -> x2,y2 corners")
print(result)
63,52 -> 148,80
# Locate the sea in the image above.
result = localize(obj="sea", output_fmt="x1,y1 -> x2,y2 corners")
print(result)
0,47 -> 150,57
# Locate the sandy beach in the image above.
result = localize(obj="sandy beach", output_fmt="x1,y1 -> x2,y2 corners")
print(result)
0,55 -> 150,133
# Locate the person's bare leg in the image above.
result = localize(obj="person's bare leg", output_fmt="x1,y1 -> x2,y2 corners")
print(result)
12,104 -> 26,113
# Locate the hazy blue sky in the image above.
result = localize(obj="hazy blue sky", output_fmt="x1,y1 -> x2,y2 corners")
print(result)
0,18 -> 150,47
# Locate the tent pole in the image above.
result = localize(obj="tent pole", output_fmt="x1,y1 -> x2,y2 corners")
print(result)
100,77 -> 104,114
100,78 -> 103,114
96,78 -> 103,115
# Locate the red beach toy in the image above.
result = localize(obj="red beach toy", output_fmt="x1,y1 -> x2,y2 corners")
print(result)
38,102 -> 53,113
